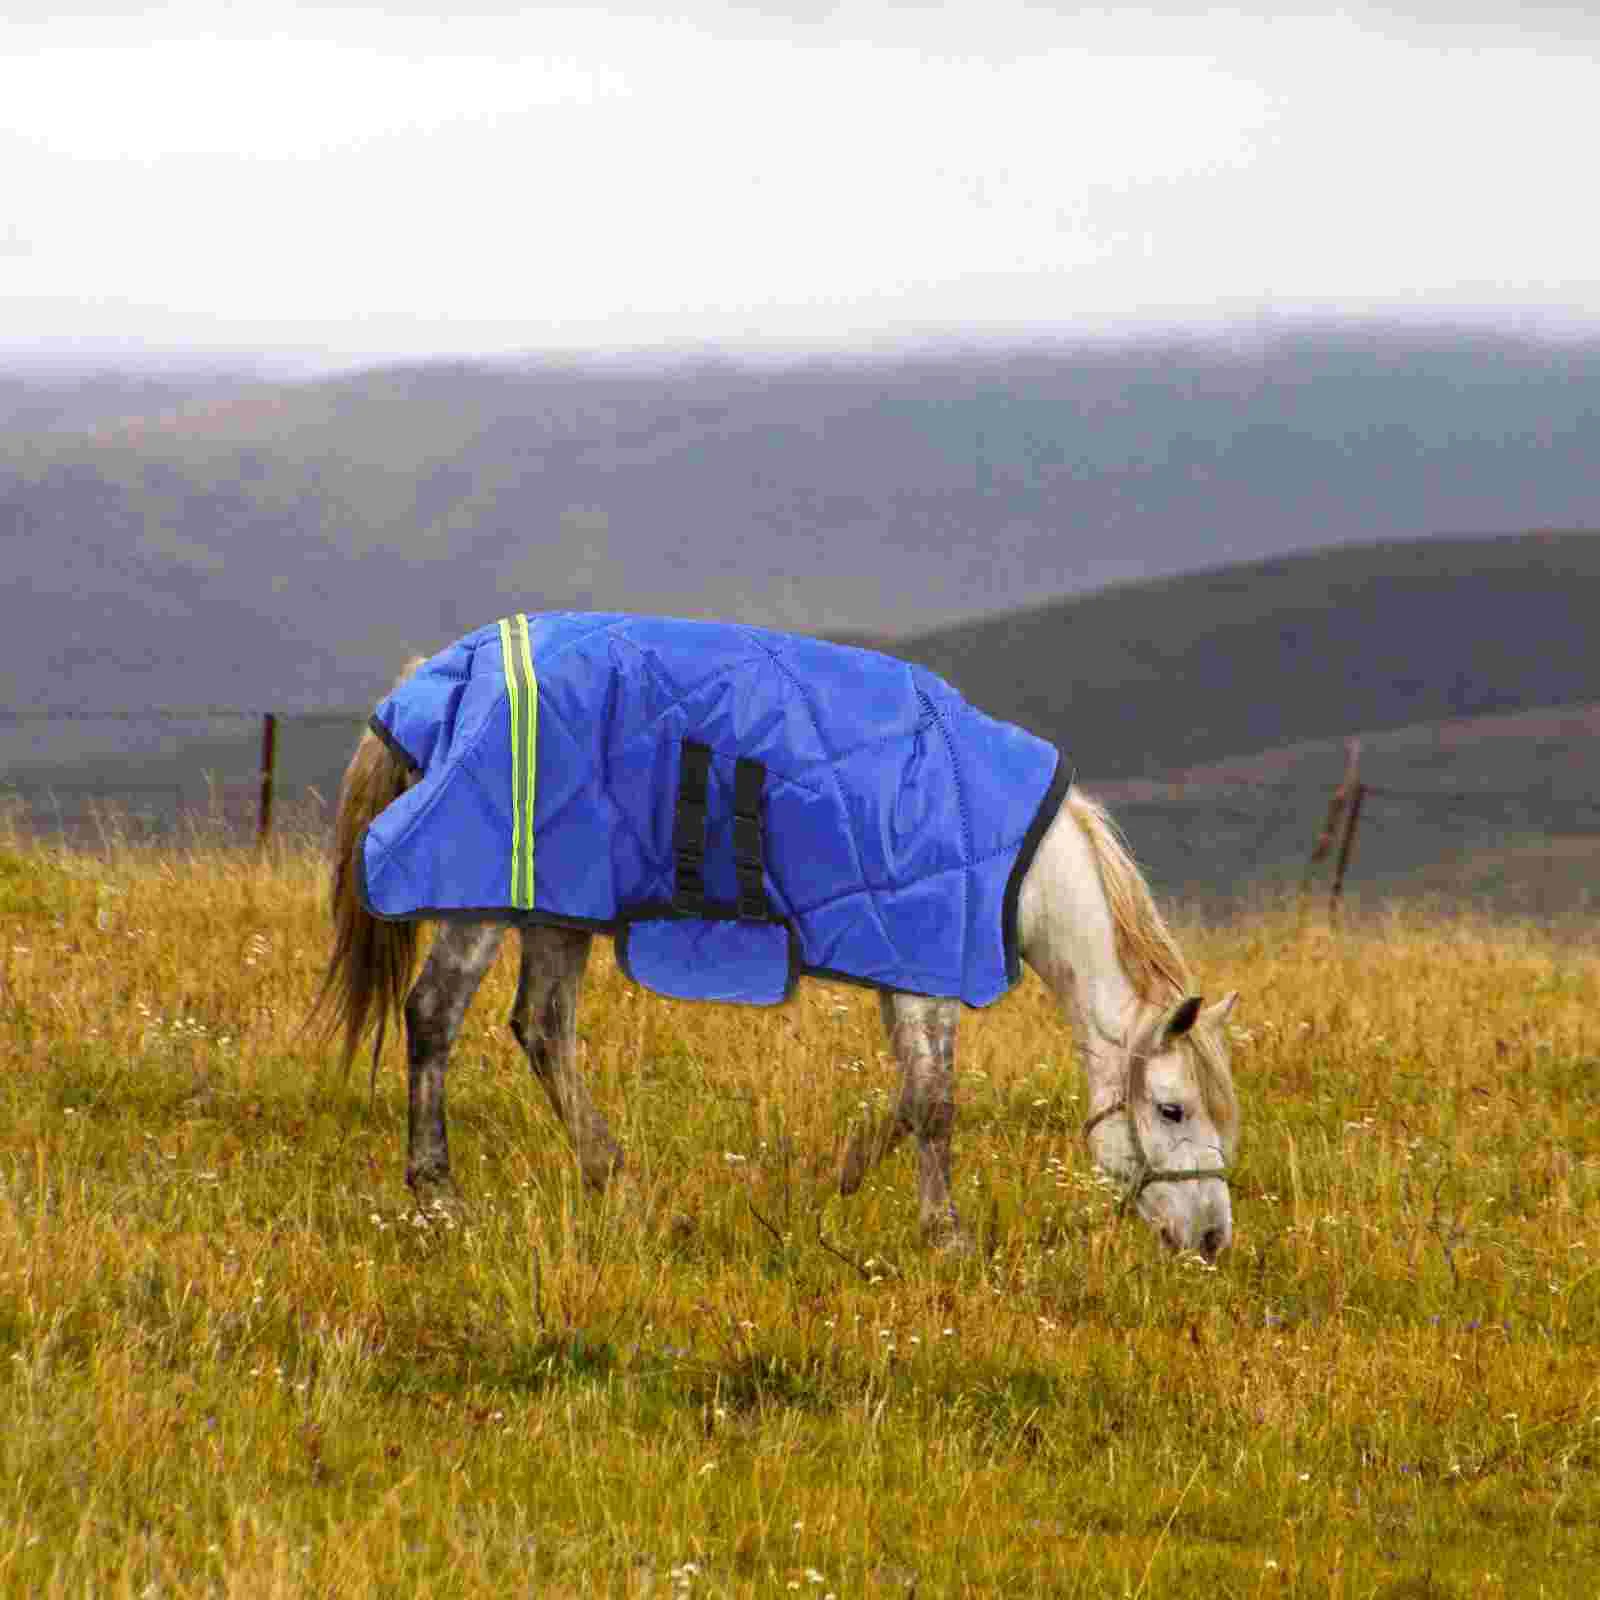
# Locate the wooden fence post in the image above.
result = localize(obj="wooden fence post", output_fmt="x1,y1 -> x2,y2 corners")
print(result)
1329,779 -> 1367,919
1301,738 -> 1361,913
256,713 -> 277,849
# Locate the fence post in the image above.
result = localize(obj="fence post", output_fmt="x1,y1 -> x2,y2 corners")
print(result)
1329,779 -> 1367,919
256,713 -> 277,849
1301,738 -> 1361,912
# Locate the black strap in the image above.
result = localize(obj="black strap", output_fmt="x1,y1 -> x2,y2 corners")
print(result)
732,757 -> 769,921
672,741 -> 711,915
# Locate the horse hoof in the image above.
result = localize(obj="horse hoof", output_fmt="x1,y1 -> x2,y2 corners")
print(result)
839,1141 -> 868,1197
407,1170 -> 462,1214
924,1221 -> 975,1256
600,1173 -> 649,1220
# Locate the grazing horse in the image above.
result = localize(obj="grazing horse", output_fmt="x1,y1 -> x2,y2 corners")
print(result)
317,614 -> 1240,1257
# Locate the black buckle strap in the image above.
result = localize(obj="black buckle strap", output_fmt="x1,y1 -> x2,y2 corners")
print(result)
670,742 -> 770,921
732,756 -> 769,921
672,741 -> 711,915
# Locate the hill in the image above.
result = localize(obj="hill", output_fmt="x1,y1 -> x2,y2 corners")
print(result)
3,323 -> 1598,712
883,531 -> 1600,780
875,532 -> 1600,910
0,368 -> 266,436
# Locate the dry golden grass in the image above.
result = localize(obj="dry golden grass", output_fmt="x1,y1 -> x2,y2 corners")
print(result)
1,812 -> 1598,1597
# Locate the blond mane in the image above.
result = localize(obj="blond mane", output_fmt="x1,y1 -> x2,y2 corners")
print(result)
1068,789 -> 1238,1136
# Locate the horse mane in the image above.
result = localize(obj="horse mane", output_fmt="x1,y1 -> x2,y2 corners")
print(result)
1066,789 -> 1190,1004
1068,789 -> 1238,1137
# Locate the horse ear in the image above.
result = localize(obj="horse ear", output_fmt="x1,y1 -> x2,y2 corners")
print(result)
1164,995 -> 1203,1041
1202,991 -> 1239,1028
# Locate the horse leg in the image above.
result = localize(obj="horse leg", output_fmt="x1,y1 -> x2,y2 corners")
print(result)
509,925 -> 625,1192
840,992 -> 916,1193
404,920 -> 506,1197
842,991 -> 966,1247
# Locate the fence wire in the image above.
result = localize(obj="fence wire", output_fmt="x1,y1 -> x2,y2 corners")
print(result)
1,709 -> 367,843
3,707 -> 1597,915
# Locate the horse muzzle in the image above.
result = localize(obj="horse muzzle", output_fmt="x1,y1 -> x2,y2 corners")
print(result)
1141,1174 -> 1232,1261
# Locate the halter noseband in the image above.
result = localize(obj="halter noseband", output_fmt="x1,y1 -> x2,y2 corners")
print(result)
1082,1002 -> 1231,1216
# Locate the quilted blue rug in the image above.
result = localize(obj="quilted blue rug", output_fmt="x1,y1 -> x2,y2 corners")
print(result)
360,613 -> 1069,1007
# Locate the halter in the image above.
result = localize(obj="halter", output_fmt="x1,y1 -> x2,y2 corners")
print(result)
1082,1002 -> 1231,1216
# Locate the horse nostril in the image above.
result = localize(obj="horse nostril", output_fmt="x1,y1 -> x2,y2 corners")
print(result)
1200,1225 -> 1228,1261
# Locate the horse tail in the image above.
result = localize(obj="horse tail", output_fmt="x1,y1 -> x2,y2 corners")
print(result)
312,662 -> 426,1073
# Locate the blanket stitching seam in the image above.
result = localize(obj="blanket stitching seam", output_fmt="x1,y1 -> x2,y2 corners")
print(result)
749,634 -> 905,976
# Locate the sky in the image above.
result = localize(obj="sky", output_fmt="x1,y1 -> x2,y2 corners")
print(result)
4,1 -> 1599,365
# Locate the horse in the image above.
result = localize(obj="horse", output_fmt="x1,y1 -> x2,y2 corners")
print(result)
316,617 -> 1240,1259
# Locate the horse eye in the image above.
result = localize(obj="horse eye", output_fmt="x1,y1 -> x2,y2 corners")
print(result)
1156,1102 -> 1185,1125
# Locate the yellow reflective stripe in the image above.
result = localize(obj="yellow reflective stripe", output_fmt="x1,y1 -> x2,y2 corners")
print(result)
515,614 -> 538,908
498,614 -> 538,909
497,618 -> 523,906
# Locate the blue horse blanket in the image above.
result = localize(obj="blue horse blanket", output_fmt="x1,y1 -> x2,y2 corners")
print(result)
359,613 -> 1069,1007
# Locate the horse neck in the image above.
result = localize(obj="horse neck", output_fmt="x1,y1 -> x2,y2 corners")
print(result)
1016,797 -> 1146,1090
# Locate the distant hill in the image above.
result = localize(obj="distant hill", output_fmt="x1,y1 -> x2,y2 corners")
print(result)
0,370 -> 268,437
3,323 -> 1599,713
867,530 -> 1600,911
883,531 -> 1600,781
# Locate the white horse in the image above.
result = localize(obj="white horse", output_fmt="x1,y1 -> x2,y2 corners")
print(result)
319,715 -> 1240,1260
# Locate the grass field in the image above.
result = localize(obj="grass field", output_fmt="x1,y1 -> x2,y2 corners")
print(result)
2,815 -> 1598,1597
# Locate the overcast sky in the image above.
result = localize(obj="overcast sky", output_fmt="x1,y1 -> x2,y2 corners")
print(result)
4,2 -> 1598,364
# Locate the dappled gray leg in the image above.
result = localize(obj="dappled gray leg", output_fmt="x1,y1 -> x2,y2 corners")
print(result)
840,992 -> 918,1194
842,991 -> 966,1246
509,925 -> 624,1191
404,920 -> 506,1196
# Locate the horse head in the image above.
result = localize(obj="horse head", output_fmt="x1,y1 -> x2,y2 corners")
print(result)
1086,992 -> 1240,1261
